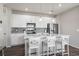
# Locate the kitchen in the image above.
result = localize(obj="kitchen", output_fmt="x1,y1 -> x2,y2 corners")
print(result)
0,3 -> 79,56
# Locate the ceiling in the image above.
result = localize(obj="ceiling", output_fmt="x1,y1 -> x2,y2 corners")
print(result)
4,3 -> 79,15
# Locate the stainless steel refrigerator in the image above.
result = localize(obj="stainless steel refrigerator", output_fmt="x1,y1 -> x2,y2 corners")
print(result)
47,23 -> 58,34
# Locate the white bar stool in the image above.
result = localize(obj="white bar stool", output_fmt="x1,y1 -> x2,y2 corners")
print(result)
55,35 -> 64,56
47,36 -> 55,56
55,35 -> 70,56
40,36 -> 48,56
28,37 -> 41,56
62,35 -> 70,56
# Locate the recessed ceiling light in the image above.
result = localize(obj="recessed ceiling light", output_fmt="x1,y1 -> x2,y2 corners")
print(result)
58,4 -> 62,7
25,8 -> 29,11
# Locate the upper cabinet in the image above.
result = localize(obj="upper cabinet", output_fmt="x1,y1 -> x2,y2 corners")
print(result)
11,14 -> 52,28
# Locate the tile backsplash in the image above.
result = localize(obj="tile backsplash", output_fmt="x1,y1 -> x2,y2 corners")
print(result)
11,27 -> 47,33
11,27 -> 26,33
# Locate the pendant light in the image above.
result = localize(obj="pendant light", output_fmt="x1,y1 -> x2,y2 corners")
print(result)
52,17 -> 56,23
49,4 -> 56,24
39,3 -> 42,21
39,18 -> 42,21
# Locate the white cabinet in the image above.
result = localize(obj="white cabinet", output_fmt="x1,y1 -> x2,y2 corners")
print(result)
11,34 -> 24,46
36,17 -> 52,28
11,14 -> 52,28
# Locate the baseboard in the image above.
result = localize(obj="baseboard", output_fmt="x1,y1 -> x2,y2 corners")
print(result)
69,44 -> 79,49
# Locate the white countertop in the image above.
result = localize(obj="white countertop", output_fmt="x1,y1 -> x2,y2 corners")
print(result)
24,33 -> 70,40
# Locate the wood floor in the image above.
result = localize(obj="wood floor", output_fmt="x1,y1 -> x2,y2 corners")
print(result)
4,45 -> 25,56
0,44 -> 79,56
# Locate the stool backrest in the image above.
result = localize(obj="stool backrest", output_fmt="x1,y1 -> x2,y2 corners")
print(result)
29,37 -> 40,48
47,36 -> 56,47
55,35 -> 63,43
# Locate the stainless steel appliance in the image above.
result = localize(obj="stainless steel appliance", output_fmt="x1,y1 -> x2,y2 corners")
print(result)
47,23 -> 59,34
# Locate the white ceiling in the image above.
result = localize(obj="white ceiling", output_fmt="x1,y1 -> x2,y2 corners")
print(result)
4,3 -> 79,15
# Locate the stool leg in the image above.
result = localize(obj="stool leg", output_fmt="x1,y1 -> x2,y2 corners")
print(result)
61,42 -> 64,56
54,43 -> 57,56
68,39 -> 69,56
2,49 -> 4,56
67,44 -> 69,56
54,46 -> 56,56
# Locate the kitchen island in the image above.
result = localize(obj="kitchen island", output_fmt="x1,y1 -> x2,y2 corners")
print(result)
24,33 -> 70,56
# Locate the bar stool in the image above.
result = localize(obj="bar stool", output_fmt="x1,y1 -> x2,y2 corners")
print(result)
28,37 -> 41,56
62,35 -> 69,56
47,36 -> 55,56
55,35 -> 64,56
40,36 -> 48,56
